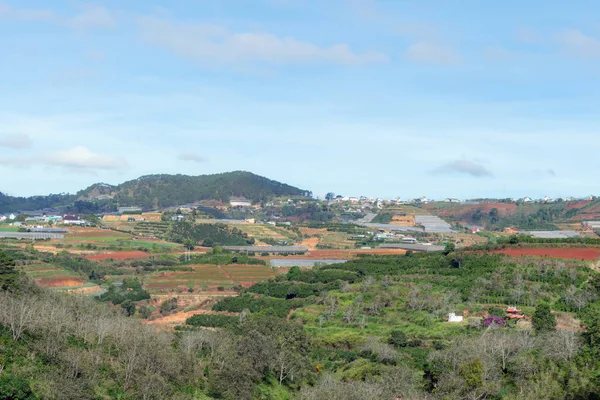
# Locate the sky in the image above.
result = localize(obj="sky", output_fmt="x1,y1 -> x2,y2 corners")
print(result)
1,0 -> 599,200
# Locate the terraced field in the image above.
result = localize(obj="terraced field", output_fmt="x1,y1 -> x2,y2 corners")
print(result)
18,263 -> 102,294
317,231 -> 354,249
145,264 -> 281,293
237,224 -> 298,243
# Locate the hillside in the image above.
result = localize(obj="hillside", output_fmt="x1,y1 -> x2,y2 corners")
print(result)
0,171 -> 310,213
422,199 -> 600,230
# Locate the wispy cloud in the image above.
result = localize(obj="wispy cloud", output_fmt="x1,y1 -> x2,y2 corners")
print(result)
0,133 -> 32,149
405,41 -> 461,65
43,146 -> 128,171
178,152 -> 207,163
431,160 -> 493,178
516,25 -> 541,44
557,29 -> 600,59
68,5 -> 116,30
0,3 -> 116,30
137,16 -> 387,66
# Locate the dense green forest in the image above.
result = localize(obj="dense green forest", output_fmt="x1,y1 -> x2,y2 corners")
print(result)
0,171 -> 310,213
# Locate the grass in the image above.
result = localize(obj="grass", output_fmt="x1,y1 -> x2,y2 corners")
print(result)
0,225 -> 20,232
318,231 -> 354,249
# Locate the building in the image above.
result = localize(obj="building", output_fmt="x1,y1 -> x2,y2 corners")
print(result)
8,214 -> 16,220
402,237 -> 417,244
62,215 -> 87,226
230,198 -> 252,207
506,307 -> 524,320
118,207 -> 142,214
467,225 -> 484,233
448,313 -> 464,323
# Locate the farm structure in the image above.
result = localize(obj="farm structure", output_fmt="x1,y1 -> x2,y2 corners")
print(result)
521,230 -> 580,239
361,223 -> 424,232
377,243 -> 445,252
222,245 -> 308,254
269,259 -> 348,267
415,215 -> 455,233
0,232 -> 64,240
29,228 -> 69,233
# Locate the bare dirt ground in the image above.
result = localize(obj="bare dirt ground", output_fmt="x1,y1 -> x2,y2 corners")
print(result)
37,278 -> 87,287
390,215 -> 415,226
299,237 -> 320,250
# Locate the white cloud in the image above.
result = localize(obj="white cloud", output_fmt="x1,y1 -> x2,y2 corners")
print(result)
178,152 -> 207,163
516,25 -> 541,44
68,5 -> 116,30
405,41 -> 461,65
557,29 -> 600,58
137,16 -> 387,66
0,3 -> 115,30
43,146 -> 128,171
431,160 -> 493,178
0,3 -> 58,23
0,133 -> 32,149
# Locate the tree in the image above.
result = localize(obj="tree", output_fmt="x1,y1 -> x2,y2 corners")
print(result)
532,303 -> 556,333
0,250 -> 19,291
182,238 -> 196,251
489,208 -> 500,224
444,242 -> 456,256
121,299 -> 136,317
0,375 -> 37,400
325,192 -> 336,201
388,330 -> 408,348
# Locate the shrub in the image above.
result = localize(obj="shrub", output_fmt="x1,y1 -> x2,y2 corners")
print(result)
388,330 -> 408,348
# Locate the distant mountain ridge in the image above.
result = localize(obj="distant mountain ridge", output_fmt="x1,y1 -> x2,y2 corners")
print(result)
0,171 -> 311,213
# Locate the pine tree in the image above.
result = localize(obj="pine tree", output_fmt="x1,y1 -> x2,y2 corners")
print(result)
532,303 -> 556,333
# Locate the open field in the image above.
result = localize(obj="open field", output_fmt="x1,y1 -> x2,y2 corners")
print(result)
318,231 -> 354,249
86,250 -> 153,261
145,264 -> 282,293
18,263 -> 102,293
298,227 -> 327,236
237,224 -> 290,241
390,215 -> 415,226
492,247 -> 600,260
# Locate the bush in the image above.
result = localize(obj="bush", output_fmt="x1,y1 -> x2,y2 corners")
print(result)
388,330 -> 408,348
0,374 -> 37,400
186,314 -> 239,328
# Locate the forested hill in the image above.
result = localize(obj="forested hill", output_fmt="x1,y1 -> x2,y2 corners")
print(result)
0,192 -> 77,214
1,171 -> 311,213
101,171 -> 311,209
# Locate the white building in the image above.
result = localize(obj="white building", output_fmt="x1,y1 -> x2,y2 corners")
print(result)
230,198 -> 252,207
448,313 -> 464,323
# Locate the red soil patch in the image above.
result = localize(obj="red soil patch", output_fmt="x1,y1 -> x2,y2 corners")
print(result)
492,247 -> 600,261
567,200 -> 592,209
37,278 -> 86,287
86,251 -> 152,261
434,202 -> 517,219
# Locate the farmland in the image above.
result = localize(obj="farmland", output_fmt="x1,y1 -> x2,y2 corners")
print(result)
17,263 -> 103,294
145,264 -> 281,293
492,246 -> 600,260
236,223 -> 298,244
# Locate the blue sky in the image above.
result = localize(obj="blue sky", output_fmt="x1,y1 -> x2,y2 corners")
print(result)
1,0 -> 599,200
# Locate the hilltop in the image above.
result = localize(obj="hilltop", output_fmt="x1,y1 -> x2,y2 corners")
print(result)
0,171 -> 310,213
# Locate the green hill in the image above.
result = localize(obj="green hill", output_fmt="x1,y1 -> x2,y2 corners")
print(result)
0,171 -> 311,213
